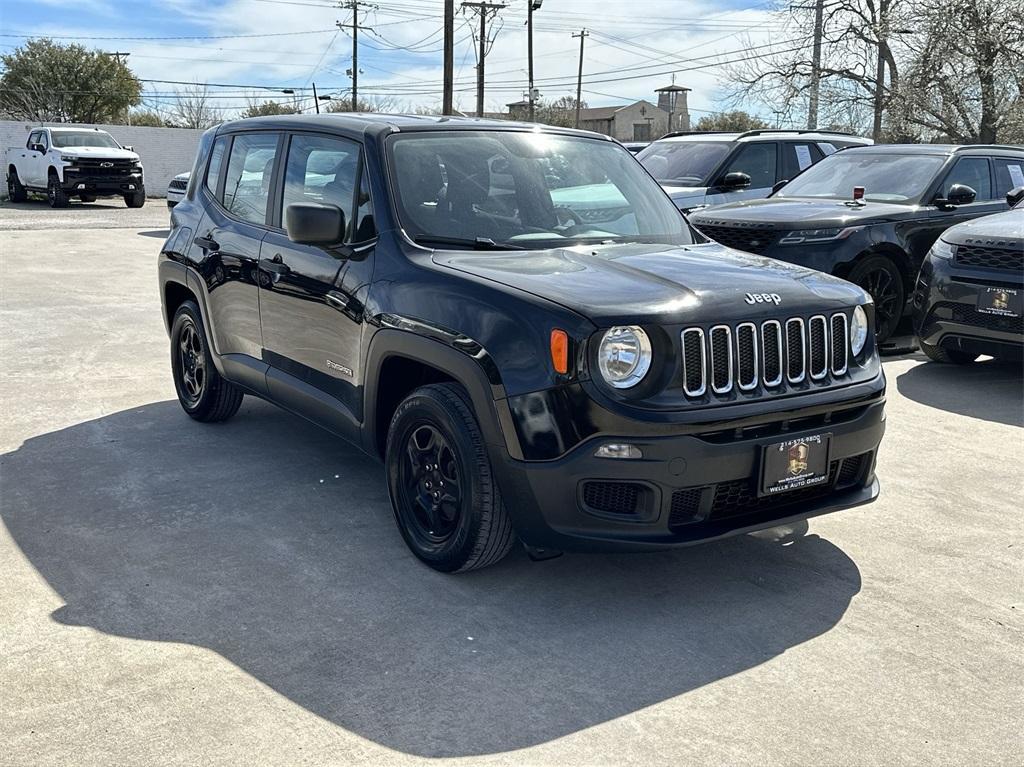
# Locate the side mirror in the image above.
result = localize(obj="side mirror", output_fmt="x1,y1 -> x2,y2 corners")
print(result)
771,179 -> 789,194
720,171 -> 751,190
123,145 -> 134,152
1007,185 -> 1024,207
935,183 -> 976,209
30,143 -> 45,153
285,202 -> 346,245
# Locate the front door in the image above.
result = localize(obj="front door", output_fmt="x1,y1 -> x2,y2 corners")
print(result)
258,132 -> 376,434
705,141 -> 778,207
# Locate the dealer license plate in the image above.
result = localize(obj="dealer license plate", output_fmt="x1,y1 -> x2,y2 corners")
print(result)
977,287 -> 1022,318
760,433 -> 832,497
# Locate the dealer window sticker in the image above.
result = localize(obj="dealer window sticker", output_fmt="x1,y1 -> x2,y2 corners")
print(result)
1007,164 -> 1024,189
795,144 -> 813,170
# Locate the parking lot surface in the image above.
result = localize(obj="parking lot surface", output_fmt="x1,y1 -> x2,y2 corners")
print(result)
1,209 -> 1022,766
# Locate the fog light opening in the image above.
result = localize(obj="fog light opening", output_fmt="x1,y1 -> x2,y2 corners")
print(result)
595,443 -> 643,459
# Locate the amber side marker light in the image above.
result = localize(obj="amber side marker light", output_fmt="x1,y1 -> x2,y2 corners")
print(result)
550,329 -> 569,374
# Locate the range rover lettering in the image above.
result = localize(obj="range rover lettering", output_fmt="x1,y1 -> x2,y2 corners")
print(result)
159,114 -> 886,572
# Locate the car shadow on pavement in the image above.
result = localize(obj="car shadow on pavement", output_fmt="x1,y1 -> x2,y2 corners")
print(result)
895,355 -> 1023,427
138,229 -> 171,238
1,399 -> 862,758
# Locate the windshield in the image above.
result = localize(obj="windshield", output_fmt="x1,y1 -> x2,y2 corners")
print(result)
636,141 -> 731,186
776,152 -> 945,203
51,131 -> 121,149
388,131 -> 692,249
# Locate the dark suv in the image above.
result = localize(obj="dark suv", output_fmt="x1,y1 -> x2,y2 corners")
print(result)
689,144 -> 1024,343
160,114 -> 886,572
914,187 -> 1024,363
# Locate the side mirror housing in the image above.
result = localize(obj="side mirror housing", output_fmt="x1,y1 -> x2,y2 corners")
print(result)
935,183 -> 976,209
285,202 -> 346,245
1007,185 -> 1024,207
123,145 -> 134,152
720,171 -> 751,190
30,143 -> 45,153
771,179 -> 789,195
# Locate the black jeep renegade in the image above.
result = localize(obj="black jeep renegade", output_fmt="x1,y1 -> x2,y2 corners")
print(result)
159,114 -> 886,572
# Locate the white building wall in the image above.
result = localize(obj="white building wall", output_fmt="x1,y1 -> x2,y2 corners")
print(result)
1,120 -> 204,198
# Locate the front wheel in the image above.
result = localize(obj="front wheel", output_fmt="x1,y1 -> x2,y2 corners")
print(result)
386,383 -> 515,572
124,188 -> 146,208
920,341 -> 978,365
79,194 -> 97,203
848,255 -> 905,344
47,174 -> 70,208
170,301 -> 243,421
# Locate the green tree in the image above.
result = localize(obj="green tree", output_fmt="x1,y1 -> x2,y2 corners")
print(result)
125,109 -> 167,127
0,39 -> 141,123
694,111 -> 770,132
241,100 -> 299,118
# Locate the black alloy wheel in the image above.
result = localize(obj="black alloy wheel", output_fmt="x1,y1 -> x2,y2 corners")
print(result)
849,255 -> 904,344
7,170 -> 27,202
47,175 -> 69,208
177,318 -> 207,407
398,423 -> 462,543
169,301 -> 244,422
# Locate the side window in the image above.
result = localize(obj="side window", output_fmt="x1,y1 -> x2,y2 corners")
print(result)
27,131 -> 41,150
353,161 -> 376,242
222,133 -> 280,224
993,158 -> 1024,198
205,136 -> 229,199
281,134 -> 360,236
942,157 -> 992,200
781,143 -> 822,180
723,142 -> 777,188
40,132 -> 49,150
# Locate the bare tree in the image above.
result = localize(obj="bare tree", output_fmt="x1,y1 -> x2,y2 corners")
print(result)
167,84 -> 222,129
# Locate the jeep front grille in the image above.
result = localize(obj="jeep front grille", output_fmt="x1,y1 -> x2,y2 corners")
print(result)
680,312 -> 853,399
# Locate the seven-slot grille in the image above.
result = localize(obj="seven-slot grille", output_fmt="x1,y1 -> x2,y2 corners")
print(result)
681,313 -> 851,397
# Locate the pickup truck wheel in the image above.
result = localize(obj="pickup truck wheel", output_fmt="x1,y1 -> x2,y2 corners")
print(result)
7,169 -> 27,202
47,174 -> 70,208
170,301 -> 244,422
79,194 -> 97,203
920,341 -> 977,365
386,383 -> 515,572
848,255 -> 904,344
124,188 -> 146,208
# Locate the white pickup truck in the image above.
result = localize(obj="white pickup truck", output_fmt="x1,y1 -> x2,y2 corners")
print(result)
5,126 -> 145,208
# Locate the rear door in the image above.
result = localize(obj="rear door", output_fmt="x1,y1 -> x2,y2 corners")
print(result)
705,141 -> 778,206
189,131 -> 281,362
258,131 -> 376,437
780,141 -> 824,184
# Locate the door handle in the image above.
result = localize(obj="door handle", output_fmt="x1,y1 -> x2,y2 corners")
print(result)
325,290 -> 349,311
260,258 -> 290,276
194,235 -> 219,251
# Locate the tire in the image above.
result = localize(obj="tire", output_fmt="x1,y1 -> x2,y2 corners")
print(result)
920,341 -> 977,365
124,188 -> 146,208
170,301 -> 244,422
848,254 -> 905,344
7,168 -> 27,202
47,172 -> 70,208
79,194 -> 97,203
386,383 -> 515,572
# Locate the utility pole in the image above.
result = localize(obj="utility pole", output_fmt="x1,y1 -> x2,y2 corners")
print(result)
572,29 -> 588,129
313,82 -> 321,113
527,0 -> 542,121
872,6 -> 890,141
463,2 -> 506,118
807,0 -> 823,130
443,0 -> 454,114
338,2 -> 373,111
102,52 -> 133,124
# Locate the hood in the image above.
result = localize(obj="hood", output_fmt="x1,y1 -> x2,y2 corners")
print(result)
661,184 -> 706,208
941,208 -> 1023,244
691,196 -> 918,229
432,241 -> 866,326
174,171 -> 191,181
56,146 -> 139,161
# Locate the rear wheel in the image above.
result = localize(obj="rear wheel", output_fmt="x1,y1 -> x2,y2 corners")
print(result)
848,255 -> 904,344
47,173 -> 70,208
386,383 -> 515,572
7,169 -> 27,202
170,301 -> 244,422
79,194 -> 97,203
920,341 -> 978,365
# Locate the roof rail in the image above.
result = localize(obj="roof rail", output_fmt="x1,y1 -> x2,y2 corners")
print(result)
734,128 -> 863,139
952,144 -> 1024,152
657,130 -> 737,139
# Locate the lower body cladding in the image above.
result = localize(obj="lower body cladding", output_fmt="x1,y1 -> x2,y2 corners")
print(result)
915,257 -> 1024,361
490,396 -> 885,552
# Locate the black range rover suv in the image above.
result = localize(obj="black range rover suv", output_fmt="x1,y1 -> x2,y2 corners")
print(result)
689,144 -> 1024,344
160,114 -> 886,572
914,187 -> 1024,363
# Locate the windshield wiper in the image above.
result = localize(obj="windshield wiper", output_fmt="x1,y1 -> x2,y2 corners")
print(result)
413,235 -> 523,251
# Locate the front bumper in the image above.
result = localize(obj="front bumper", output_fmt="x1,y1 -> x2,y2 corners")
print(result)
914,254 -> 1024,360
491,392 -> 885,552
62,171 -> 144,196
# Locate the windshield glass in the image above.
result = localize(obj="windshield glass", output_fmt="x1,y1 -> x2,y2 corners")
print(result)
776,152 -> 945,203
388,131 -> 692,249
636,141 -> 731,186
50,131 -> 121,149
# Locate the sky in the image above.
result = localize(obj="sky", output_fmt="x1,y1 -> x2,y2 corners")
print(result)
0,0 -> 794,123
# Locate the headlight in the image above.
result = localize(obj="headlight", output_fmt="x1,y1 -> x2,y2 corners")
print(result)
928,238 -> 955,260
850,305 -> 869,356
779,226 -> 862,244
60,155 -> 80,163
597,326 -> 652,389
